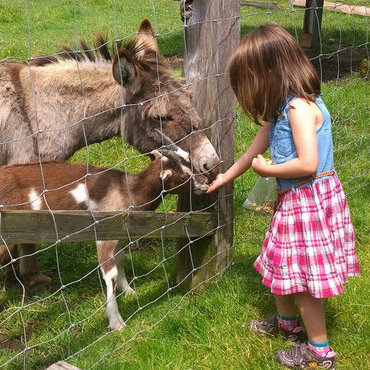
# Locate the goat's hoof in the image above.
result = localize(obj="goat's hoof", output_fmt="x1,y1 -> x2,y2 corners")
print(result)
24,273 -> 52,294
124,286 -> 137,296
109,317 -> 126,331
117,282 -> 136,296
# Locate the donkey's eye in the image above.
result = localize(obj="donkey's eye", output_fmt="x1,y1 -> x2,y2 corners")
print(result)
154,116 -> 172,123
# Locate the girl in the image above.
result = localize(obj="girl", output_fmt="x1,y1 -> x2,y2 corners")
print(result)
207,23 -> 359,369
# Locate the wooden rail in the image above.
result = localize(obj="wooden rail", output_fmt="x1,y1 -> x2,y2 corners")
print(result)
0,210 -> 218,244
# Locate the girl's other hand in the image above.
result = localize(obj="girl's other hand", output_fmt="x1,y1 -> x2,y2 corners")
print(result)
251,154 -> 270,177
206,173 -> 224,193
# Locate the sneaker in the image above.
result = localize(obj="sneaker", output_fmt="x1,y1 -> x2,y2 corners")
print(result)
275,342 -> 337,369
248,316 -> 306,343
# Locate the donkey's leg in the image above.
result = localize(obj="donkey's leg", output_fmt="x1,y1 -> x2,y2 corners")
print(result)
18,244 -> 51,294
97,240 -> 125,331
114,245 -> 136,296
0,244 -> 20,283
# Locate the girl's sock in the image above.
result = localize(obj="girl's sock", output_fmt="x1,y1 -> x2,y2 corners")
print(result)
276,313 -> 298,331
308,339 -> 330,357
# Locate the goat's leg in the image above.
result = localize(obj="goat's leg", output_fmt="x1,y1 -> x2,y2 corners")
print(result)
97,240 -> 125,331
18,244 -> 51,294
114,246 -> 136,296
0,244 -> 20,283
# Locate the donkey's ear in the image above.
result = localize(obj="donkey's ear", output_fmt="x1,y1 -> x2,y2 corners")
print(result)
135,18 -> 158,55
112,49 -> 138,87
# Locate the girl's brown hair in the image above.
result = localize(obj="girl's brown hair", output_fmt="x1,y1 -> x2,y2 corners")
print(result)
228,23 -> 321,125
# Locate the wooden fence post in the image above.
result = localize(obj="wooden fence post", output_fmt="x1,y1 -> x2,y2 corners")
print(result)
176,0 -> 240,291
300,0 -> 324,48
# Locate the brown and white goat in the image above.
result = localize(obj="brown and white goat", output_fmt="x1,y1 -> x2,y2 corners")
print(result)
0,150 -> 209,330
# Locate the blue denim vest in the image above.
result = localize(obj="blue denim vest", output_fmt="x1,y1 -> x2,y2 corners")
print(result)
269,96 -> 334,191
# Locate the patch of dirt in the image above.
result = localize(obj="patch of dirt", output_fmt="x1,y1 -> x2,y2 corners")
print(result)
166,46 -> 368,83
0,332 -> 24,352
308,46 -> 368,82
0,323 -> 33,352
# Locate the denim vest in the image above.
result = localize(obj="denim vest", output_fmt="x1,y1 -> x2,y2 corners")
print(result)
269,96 -> 334,191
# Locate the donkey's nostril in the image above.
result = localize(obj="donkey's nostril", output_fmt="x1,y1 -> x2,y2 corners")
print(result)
202,163 -> 210,173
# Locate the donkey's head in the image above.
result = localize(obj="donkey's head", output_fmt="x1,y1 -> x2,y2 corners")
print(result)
112,19 -> 220,181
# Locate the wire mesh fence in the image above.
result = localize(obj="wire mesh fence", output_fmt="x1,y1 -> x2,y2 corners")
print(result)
0,0 -> 368,368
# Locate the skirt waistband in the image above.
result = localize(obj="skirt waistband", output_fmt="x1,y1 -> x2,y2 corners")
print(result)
277,171 -> 335,196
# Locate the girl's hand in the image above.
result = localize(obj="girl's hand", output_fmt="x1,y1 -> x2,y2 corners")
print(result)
251,154 -> 271,177
206,173 -> 224,193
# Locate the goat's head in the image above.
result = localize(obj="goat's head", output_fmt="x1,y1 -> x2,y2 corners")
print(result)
151,150 -> 209,195
112,19 -> 220,182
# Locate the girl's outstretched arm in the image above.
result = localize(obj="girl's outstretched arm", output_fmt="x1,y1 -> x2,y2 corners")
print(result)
251,98 -> 320,178
207,123 -> 270,193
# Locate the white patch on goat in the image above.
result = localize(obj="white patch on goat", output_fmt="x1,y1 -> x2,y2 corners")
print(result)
28,188 -> 42,210
175,148 -> 190,162
69,183 -> 98,210
160,169 -> 172,181
70,183 -> 88,204
103,265 -> 118,283
102,266 -> 125,330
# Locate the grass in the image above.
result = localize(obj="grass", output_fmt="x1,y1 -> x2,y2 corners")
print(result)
0,1 -> 369,369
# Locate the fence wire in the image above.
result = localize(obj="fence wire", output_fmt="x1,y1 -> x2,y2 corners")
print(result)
0,1 -> 368,368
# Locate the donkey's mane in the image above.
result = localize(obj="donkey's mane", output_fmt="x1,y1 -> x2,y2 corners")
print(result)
31,34 -> 168,72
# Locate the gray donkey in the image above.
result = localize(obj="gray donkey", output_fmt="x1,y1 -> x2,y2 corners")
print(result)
0,19 -> 220,293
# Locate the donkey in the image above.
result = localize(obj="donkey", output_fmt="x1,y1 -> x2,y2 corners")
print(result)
0,148 -> 209,330
0,19 -> 219,292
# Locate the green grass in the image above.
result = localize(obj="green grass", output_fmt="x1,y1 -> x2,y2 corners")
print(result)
0,1 -> 369,369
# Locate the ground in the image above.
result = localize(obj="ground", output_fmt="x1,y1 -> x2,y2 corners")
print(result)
167,45 -> 368,82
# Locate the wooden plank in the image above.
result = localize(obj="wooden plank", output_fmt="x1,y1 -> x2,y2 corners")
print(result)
177,0 -> 239,291
45,362 -> 81,370
0,210 -> 218,244
294,0 -> 369,17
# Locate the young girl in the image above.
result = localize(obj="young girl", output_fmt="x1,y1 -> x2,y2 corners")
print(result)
207,23 -> 359,369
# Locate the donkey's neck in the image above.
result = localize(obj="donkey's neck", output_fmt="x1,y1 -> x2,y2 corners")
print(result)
23,60 -> 130,160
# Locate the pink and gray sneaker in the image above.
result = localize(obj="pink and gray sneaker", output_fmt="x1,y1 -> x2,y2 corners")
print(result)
248,316 -> 306,343
275,342 -> 337,369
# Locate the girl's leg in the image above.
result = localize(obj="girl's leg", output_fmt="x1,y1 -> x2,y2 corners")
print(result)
295,292 -> 327,343
275,293 -> 336,368
274,294 -> 296,317
274,294 -> 301,332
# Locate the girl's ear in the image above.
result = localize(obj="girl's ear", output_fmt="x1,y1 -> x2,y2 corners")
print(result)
112,49 -> 138,87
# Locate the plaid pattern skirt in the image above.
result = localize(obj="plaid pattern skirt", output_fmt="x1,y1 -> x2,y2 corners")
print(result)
254,175 -> 359,298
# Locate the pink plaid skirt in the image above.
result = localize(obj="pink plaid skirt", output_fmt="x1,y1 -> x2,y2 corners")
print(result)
254,175 -> 359,298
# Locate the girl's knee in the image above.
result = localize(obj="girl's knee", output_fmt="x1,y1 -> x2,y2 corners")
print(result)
296,292 -> 322,309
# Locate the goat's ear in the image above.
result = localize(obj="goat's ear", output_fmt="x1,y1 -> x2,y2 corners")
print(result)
160,169 -> 173,182
135,18 -> 158,56
113,49 -> 138,87
150,150 -> 162,160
